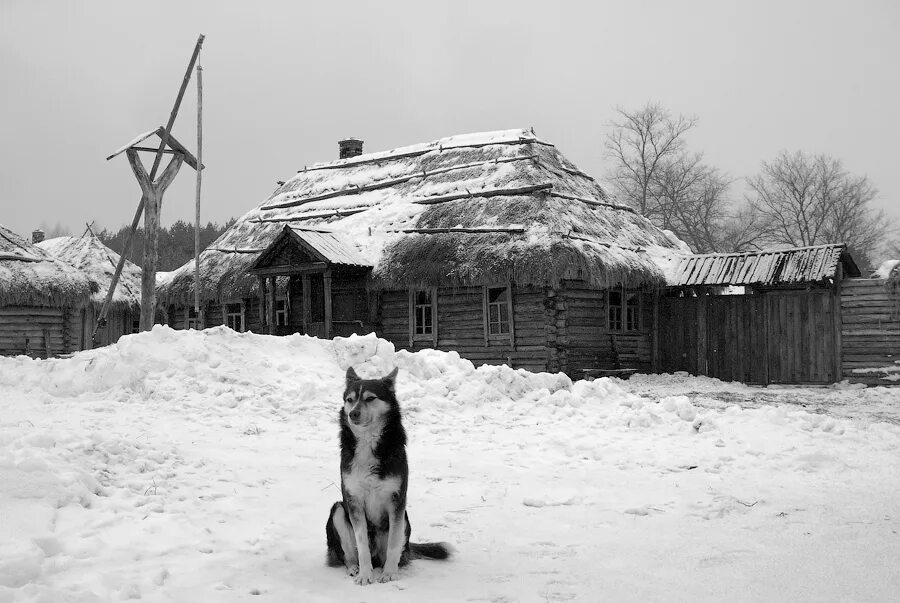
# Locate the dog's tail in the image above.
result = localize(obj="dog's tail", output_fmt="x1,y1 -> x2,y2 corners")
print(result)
409,542 -> 453,561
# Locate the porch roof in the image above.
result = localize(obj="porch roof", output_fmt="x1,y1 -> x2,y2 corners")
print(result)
249,225 -> 372,274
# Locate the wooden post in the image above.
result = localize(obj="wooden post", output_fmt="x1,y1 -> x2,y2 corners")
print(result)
324,269 -> 333,339
302,274 -> 311,334
651,290 -> 659,373
267,276 -> 276,335
43,328 -> 51,359
94,35 -> 205,340
126,149 -> 184,331
506,283 -> 515,350
257,276 -> 266,328
697,290 -> 708,376
432,287 -> 439,348
833,264 -> 844,382
194,58 -> 203,320
482,286 -> 489,346
408,289 -> 414,348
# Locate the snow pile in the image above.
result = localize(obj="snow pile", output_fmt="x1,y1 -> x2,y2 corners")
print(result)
1,328 -> 899,602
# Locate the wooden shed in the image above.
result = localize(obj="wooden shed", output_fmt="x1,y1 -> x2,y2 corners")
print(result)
0,224 -> 94,357
37,233 -> 142,348
158,129 -> 687,375
657,244 -> 861,385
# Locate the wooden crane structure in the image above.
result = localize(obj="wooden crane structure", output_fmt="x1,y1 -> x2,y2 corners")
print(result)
95,35 -> 205,340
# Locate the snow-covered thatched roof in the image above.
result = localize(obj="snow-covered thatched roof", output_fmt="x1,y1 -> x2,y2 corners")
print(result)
159,129 -> 686,305
38,234 -> 141,310
0,224 -> 94,308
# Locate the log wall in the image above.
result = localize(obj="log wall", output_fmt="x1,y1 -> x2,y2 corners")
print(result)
0,306 -> 71,357
553,283 -> 654,375
841,278 -> 900,385
380,285 -> 552,373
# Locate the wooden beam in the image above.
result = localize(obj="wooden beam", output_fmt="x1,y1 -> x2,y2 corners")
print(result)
302,274 -> 311,334
257,276 -> 266,329
696,292 -> 708,376
267,276 -> 276,335
324,269 -> 333,339
249,263 -> 328,277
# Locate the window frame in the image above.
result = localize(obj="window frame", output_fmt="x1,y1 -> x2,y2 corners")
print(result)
607,287 -> 641,332
185,306 -> 201,330
482,284 -> 515,346
408,287 -> 438,346
224,302 -> 245,332
274,296 -> 289,327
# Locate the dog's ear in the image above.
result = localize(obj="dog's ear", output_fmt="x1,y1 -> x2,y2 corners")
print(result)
346,367 -> 360,384
382,367 -> 399,391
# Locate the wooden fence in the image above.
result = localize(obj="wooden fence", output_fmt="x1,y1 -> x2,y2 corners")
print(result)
841,278 -> 900,385
657,287 -> 841,385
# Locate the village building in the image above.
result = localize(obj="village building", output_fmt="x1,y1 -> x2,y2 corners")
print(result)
156,130 -> 900,385
157,129 -> 688,375
0,225 -> 94,357
37,232 -> 143,348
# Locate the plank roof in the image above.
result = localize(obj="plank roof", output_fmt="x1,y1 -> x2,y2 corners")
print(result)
668,244 -> 860,287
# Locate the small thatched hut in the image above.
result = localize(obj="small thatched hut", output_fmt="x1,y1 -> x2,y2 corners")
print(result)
38,233 -> 142,347
0,224 -> 94,357
158,129 -> 686,375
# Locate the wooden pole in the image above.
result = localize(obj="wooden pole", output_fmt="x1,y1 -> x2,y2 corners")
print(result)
126,150 -> 184,331
194,56 -> 203,324
93,34 -> 205,341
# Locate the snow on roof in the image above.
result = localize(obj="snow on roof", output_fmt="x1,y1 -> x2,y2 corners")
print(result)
0,224 -> 94,308
873,259 -> 900,279
37,234 -> 141,310
668,244 -> 861,287
159,129 -> 687,304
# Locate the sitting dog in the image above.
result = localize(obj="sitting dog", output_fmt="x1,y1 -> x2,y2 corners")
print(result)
326,367 -> 450,585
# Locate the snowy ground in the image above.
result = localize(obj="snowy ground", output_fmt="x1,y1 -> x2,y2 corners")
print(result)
1,327 -> 899,602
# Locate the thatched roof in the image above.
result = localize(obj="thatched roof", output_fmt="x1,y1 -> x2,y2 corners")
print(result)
158,129 -> 686,305
38,234 -> 142,310
668,244 -> 860,287
0,224 -> 94,308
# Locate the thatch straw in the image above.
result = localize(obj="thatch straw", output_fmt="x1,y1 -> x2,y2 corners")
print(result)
37,234 -> 142,310
0,224 -> 94,308
158,129 -> 686,305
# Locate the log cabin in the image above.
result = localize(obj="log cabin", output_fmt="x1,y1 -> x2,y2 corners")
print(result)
157,129 -> 688,376
37,232 -> 142,348
0,225 -> 94,357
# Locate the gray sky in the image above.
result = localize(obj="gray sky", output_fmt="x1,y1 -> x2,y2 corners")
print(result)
1,0 -> 898,243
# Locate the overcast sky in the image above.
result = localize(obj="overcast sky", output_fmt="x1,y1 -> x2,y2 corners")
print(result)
1,0 -> 898,245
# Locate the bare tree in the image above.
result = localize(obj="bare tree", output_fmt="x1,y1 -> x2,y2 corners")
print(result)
605,102 -> 762,253
747,151 -> 889,266
604,102 -> 696,219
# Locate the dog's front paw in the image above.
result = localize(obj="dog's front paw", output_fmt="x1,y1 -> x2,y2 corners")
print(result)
354,569 -> 374,585
345,564 -> 359,577
378,568 -> 399,583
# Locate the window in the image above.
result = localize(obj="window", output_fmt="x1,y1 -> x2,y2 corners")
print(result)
625,292 -> 640,331
608,290 -> 623,331
274,298 -> 288,327
225,303 -> 244,332
411,289 -> 434,339
186,307 -> 200,330
486,286 -> 510,335
608,288 -> 640,332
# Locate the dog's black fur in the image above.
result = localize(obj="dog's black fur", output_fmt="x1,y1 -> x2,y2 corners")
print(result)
325,367 -> 450,584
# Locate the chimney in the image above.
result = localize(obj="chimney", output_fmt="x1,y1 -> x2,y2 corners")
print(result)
339,138 -> 363,159
32,229 -> 45,244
